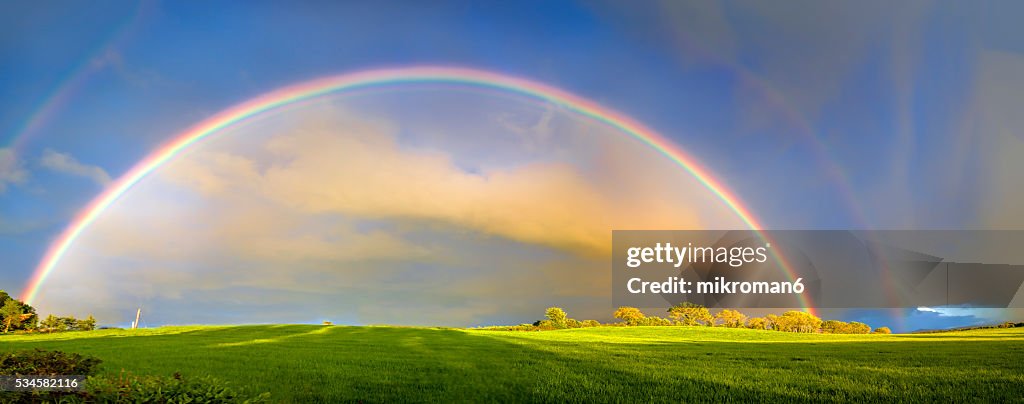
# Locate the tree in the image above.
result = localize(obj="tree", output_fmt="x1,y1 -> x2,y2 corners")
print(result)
747,317 -> 768,330
1,300 -> 25,333
847,321 -> 871,334
821,320 -> 847,334
872,326 -> 892,334
41,315 -> 63,332
775,311 -> 822,333
545,307 -> 568,329
714,309 -> 747,328
667,302 -> 713,326
765,314 -> 779,331
76,315 -> 97,331
0,291 -> 36,332
581,320 -> 600,328
613,307 -> 646,326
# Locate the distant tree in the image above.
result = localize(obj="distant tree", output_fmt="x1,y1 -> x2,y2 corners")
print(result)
747,317 -> 768,330
581,320 -> 601,328
667,302 -> 713,326
545,307 -> 568,329
821,320 -> 847,334
636,316 -> 673,326
847,321 -> 871,334
1,300 -> 25,333
613,307 -> 646,326
998,322 -> 1015,328
41,315 -> 63,332
715,309 -> 747,328
872,326 -> 892,334
76,315 -> 97,331
565,318 -> 582,329
765,314 -> 779,331
40,317 -> 60,331
776,311 -> 822,333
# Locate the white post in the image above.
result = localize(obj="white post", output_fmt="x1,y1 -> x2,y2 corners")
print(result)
133,308 -> 141,329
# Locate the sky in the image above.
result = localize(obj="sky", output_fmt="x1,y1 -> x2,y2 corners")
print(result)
1,1 -> 1023,332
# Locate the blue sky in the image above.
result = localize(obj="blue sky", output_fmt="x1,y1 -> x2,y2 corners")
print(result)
2,1 -> 1023,331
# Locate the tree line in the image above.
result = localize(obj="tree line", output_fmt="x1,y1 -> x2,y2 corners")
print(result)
0,290 -> 96,334
488,303 -> 891,334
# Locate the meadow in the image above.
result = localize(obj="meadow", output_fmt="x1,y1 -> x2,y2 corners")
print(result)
1,325 -> 1023,402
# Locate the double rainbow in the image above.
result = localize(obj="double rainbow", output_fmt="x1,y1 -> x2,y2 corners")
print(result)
21,66 -> 813,313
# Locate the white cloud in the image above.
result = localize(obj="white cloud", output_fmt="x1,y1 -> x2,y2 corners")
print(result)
40,149 -> 112,186
0,148 -> 29,193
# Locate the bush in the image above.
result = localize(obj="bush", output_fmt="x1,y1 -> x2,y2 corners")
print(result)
873,326 -> 892,334
0,350 -> 268,403
78,372 -> 269,403
0,349 -> 102,403
0,349 -> 102,376
636,316 -> 673,326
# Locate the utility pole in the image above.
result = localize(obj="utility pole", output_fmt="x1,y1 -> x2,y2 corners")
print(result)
133,308 -> 141,329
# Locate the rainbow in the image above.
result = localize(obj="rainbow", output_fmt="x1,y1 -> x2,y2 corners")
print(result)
21,66 -> 815,314
4,1 -> 148,151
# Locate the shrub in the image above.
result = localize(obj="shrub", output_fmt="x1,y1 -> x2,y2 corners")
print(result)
78,372 -> 269,403
873,326 -> 892,334
581,320 -> 601,328
535,320 -> 556,331
0,349 -> 102,403
0,349 -> 102,376
636,316 -> 673,326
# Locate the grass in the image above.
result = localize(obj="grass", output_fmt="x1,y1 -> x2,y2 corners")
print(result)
2,325 -> 1023,402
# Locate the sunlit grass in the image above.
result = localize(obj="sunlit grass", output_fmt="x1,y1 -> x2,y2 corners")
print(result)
2,325 -> 1022,402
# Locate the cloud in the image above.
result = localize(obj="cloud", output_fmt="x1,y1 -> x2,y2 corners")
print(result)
39,100 -> 743,326
0,148 -> 29,193
165,107 -> 728,256
40,149 -> 112,186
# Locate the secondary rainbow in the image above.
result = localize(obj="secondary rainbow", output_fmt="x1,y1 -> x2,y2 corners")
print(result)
22,66 -> 815,313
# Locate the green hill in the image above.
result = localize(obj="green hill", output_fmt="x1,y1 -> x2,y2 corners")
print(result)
2,325 -> 1023,402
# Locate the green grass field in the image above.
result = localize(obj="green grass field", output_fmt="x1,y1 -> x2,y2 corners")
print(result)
2,325 -> 1023,402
